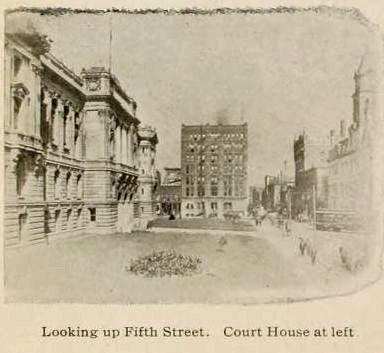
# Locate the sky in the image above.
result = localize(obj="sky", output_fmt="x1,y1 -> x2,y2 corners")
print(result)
6,9 -> 380,185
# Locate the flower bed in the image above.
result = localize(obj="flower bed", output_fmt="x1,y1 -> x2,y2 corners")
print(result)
127,249 -> 202,277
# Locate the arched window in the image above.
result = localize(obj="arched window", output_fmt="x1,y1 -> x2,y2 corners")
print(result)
16,158 -> 26,196
66,209 -> 72,229
65,172 -> 71,198
76,174 -> 82,199
63,105 -> 69,148
110,129 -> 115,160
54,169 -> 60,199
18,213 -> 27,241
51,99 -> 58,144
13,96 -> 22,129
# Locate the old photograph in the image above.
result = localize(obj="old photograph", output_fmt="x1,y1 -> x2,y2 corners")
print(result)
3,7 -> 383,304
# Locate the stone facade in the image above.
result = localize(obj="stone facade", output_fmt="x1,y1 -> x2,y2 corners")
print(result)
180,123 -> 248,219
4,32 -> 157,247
327,55 -> 379,214
136,125 -> 159,221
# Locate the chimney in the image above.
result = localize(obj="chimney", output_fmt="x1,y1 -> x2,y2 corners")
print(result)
340,120 -> 346,138
330,129 -> 335,145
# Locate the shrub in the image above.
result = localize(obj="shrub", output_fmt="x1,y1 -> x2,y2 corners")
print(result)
338,247 -> 363,273
127,249 -> 202,277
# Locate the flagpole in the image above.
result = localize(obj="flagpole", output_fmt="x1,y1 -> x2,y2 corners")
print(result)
108,13 -> 113,74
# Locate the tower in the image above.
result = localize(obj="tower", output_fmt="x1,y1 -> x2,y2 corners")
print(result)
137,125 -> 158,219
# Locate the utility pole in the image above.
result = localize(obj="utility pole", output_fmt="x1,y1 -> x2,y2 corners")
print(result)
288,187 -> 292,221
312,184 -> 317,231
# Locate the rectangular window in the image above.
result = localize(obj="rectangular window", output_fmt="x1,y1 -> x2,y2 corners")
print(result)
66,209 -> 72,229
89,208 -> 96,222
55,210 -> 61,232
77,209 -> 82,228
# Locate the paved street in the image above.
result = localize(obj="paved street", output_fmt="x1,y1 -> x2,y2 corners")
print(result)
4,224 -> 362,305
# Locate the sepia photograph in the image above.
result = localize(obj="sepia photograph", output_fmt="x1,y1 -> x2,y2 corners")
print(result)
3,6 -> 384,305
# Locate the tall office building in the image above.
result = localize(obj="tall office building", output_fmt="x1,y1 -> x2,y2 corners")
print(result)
180,123 -> 248,218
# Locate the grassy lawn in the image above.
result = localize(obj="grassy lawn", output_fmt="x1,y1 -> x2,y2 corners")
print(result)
151,217 -> 255,231
4,230 -> 357,304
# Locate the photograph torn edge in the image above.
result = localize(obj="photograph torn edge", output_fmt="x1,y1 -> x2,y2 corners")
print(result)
2,4 -> 384,305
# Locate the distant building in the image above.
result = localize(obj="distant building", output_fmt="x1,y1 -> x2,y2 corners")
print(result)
262,174 -> 294,212
180,123 -> 248,218
327,55 -> 378,214
248,185 -> 263,212
293,132 -> 329,218
155,167 -> 181,217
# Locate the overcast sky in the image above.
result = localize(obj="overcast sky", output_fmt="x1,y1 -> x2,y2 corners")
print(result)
7,10 -> 379,185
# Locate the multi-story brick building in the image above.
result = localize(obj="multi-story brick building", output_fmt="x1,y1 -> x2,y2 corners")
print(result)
4,30 -> 158,246
293,132 -> 329,217
180,123 -> 248,218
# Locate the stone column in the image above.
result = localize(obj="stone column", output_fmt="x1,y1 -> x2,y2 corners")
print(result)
32,65 -> 40,138
127,124 -> 133,165
115,124 -> 121,163
74,111 -> 81,159
54,98 -> 64,148
79,112 -> 85,159
68,104 -> 75,155
121,126 -> 127,165
125,127 -> 131,165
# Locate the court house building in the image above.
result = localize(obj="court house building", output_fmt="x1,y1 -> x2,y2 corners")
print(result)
4,31 -> 158,246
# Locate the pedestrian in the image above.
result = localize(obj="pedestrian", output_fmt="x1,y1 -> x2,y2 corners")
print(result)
284,217 -> 292,236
